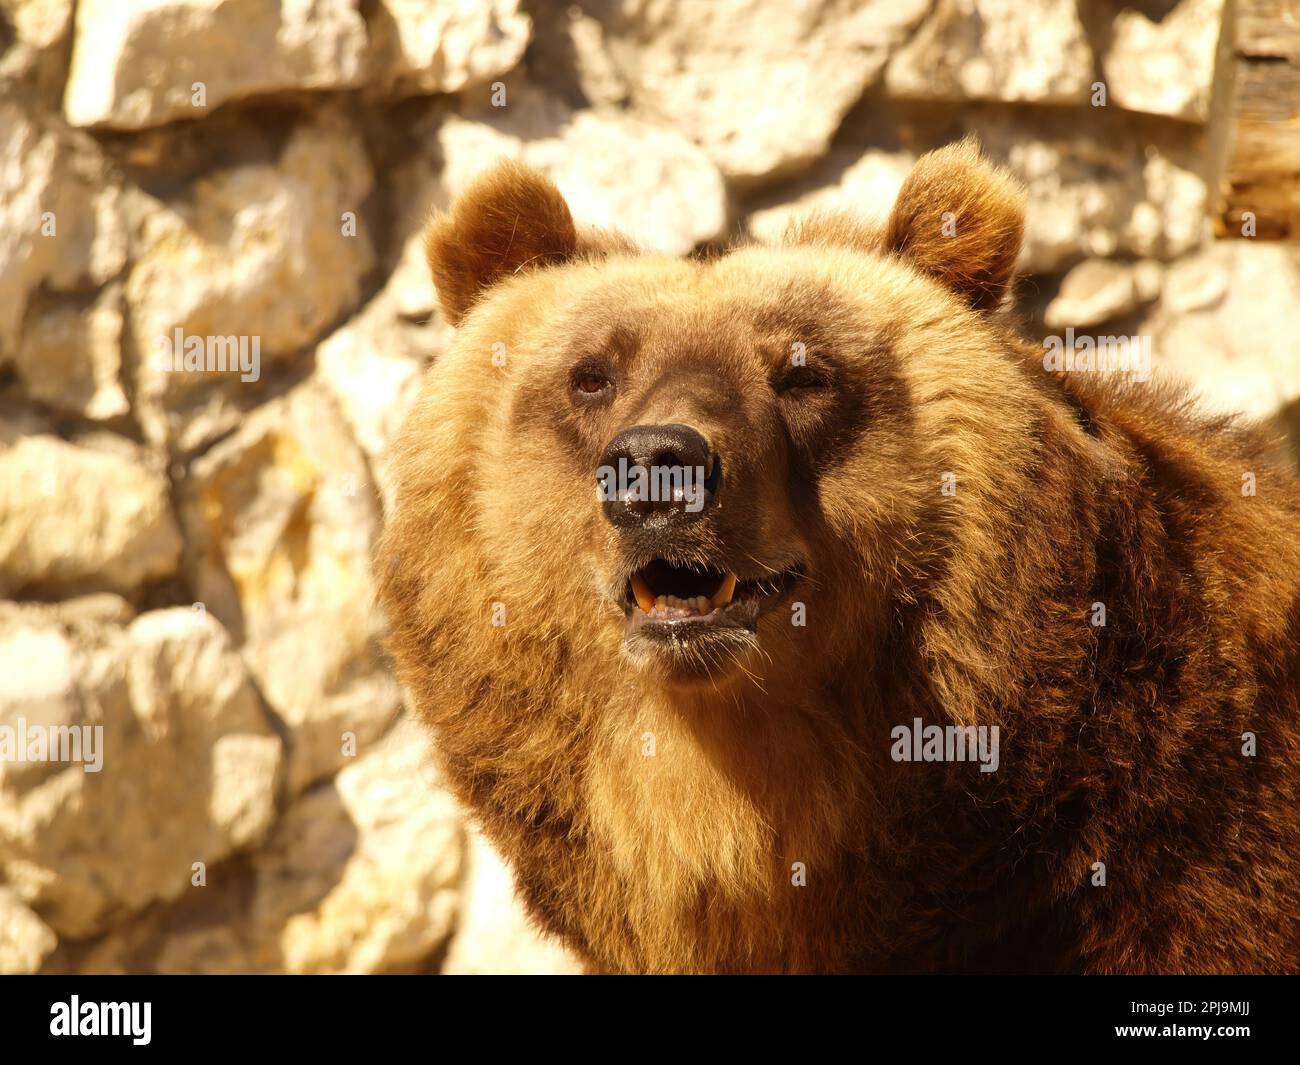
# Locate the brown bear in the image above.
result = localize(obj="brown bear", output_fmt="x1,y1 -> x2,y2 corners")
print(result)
377,140 -> 1300,974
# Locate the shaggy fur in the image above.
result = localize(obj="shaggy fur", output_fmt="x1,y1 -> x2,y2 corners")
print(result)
378,140 -> 1300,974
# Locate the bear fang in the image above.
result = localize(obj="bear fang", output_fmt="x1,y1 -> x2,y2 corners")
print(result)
890,719 -> 1000,773
49,997 -> 151,1045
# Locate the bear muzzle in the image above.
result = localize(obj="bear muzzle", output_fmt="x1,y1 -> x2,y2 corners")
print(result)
596,422 -> 721,529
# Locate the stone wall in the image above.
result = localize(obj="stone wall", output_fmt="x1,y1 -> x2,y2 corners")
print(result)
1,0 -> 1296,975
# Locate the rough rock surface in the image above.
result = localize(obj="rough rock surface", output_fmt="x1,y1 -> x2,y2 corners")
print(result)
0,433 -> 181,597
562,0 -> 929,187
0,0 -> 74,86
969,114 -> 1210,273
1101,0 -> 1226,121
63,0 -> 369,129
0,99 -> 127,362
886,0 -> 1094,104
182,382 -> 401,795
1142,244 -> 1300,421
10,284 -> 129,421
1044,258 -> 1162,330
427,82 -> 728,255
315,232 -> 450,511
128,109 -> 375,451
0,886 -> 58,974
367,0 -> 532,98
746,147 -> 915,244
442,829 -> 583,975
0,602 -> 281,940
46,718 -> 460,974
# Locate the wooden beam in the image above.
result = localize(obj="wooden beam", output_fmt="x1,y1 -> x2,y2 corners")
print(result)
1213,0 -> 1300,240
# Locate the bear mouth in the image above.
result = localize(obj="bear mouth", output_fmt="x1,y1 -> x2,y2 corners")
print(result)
623,558 -> 803,636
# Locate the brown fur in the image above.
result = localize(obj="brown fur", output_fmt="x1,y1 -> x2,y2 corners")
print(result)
378,140 -> 1300,974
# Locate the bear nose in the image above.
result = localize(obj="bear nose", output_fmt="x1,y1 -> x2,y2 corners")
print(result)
597,423 -> 721,528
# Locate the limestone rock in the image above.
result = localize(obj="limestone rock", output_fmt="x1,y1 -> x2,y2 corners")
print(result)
562,7 -> 630,109
0,0 -> 73,55
1044,259 -> 1160,330
0,0 -> 74,82
367,0 -> 531,98
885,0 -> 1093,104
0,886 -> 58,974
1143,244 -> 1300,422
0,433 -> 181,597
430,84 -> 727,255
255,718 -> 461,973
970,117 -> 1209,273
745,147 -> 915,244
566,0 -> 928,187
53,718 -> 461,974
0,99 -> 127,361
0,605 -> 282,938
747,123 -> 1207,277
442,828 -> 583,975
128,110 -> 375,450
1161,244 -> 1230,316
316,231 -> 448,512
1102,0 -> 1225,121
182,381 -> 401,794
0,593 -> 137,629
1131,260 -> 1166,306
11,284 -> 129,421
63,0 -> 368,129
525,110 -> 726,253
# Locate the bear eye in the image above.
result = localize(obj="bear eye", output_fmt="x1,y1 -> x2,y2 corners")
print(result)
570,363 -> 614,400
776,365 -> 829,394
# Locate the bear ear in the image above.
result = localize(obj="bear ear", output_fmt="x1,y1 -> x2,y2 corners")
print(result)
884,138 -> 1025,312
424,160 -> 579,326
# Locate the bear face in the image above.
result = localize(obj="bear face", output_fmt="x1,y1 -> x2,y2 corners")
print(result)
379,143 -> 1300,974
399,143 -> 1030,693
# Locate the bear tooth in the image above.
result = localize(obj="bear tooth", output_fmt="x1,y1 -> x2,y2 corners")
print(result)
711,572 -> 737,608
631,573 -> 655,613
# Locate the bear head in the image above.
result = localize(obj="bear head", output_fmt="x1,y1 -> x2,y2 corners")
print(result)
385,139 -> 1028,694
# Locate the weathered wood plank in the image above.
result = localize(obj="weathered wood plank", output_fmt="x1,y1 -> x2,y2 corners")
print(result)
1214,0 -> 1300,239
